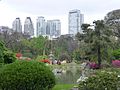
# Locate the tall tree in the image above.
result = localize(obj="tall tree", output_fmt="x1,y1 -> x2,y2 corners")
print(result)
105,9 -> 120,43
93,20 -> 112,66
76,20 -> 112,66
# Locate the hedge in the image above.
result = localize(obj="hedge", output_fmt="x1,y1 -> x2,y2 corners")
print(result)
0,60 -> 56,90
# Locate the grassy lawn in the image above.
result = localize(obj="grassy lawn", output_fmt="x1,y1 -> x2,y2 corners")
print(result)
52,84 -> 77,90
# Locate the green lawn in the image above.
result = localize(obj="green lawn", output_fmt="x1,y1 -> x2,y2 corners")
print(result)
52,84 -> 77,90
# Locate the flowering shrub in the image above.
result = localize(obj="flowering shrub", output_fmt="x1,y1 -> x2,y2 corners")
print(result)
41,59 -> 50,64
89,62 -> 99,69
79,70 -> 119,90
112,60 -> 120,67
16,53 -> 22,59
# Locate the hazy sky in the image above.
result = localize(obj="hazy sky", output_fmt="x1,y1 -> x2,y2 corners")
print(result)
0,0 -> 120,34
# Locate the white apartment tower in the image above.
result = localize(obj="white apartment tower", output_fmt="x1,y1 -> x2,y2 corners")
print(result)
24,17 -> 34,36
36,16 -> 46,37
12,17 -> 22,33
46,20 -> 61,38
68,9 -> 84,35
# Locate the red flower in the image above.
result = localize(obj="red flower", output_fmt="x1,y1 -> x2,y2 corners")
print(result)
16,53 -> 22,58
40,59 -> 50,64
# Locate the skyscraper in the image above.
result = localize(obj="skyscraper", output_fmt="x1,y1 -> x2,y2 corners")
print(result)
46,20 -> 61,38
12,17 -> 22,33
36,16 -> 46,37
68,9 -> 84,35
24,17 -> 34,36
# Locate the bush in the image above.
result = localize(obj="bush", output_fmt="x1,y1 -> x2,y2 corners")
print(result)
0,60 -> 56,90
0,40 -> 7,63
79,70 -> 119,90
36,55 -> 48,61
89,62 -> 99,69
112,49 -> 120,59
3,51 -> 16,64
112,60 -> 120,67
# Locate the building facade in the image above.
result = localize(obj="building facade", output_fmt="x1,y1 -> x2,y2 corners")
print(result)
68,9 -> 84,35
24,17 -> 34,36
0,26 -> 13,34
12,17 -> 22,33
46,20 -> 61,38
36,16 -> 46,37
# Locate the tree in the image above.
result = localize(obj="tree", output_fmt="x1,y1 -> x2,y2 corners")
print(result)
76,24 -> 93,60
105,9 -> 120,43
76,20 -> 112,67
93,20 -> 112,66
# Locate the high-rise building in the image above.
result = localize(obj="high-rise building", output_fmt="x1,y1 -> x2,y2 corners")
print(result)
46,20 -> 61,38
68,9 -> 84,35
12,17 -> 22,33
0,26 -> 13,34
24,17 -> 34,36
36,16 -> 46,37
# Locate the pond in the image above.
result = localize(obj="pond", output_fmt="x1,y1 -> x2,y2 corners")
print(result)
52,63 -> 81,84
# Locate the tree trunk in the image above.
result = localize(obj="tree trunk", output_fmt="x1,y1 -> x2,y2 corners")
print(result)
97,44 -> 101,67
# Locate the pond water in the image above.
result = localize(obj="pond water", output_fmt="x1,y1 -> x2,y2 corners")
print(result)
53,64 -> 81,84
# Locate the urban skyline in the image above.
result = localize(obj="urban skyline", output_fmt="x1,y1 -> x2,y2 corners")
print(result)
10,9 -> 83,37
11,16 -> 61,38
0,0 -> 120,35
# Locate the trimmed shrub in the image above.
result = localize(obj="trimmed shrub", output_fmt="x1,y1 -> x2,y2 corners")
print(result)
0,60 -> 55,90
79,70 -> 119,90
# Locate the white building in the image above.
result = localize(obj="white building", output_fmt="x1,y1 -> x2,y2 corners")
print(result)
12,17 -> 22,33
68,9 -> 84,35
36,16 -> 46,37
0,26 -> 13,34
24,17 -> 34,37
46,20 -> 61,38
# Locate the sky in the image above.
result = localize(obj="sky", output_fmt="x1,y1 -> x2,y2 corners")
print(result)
0,0 -> 120,35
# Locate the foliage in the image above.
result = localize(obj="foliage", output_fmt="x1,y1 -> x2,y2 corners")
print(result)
104,9 -> 120,51
76,21 -> 112,66
52,35 -> 78,59
3,50 -> 16,64
29,36 -> 47,56
112,49 -> 120,59
36,55 -> 48,61
79,70 -> 119,90
73,50 -> 81,61
59,53 -> 71,62
0,40 -> 6,63
0,60 -> 56,90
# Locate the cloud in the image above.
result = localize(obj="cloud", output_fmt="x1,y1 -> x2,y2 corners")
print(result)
4,0 -> 120,16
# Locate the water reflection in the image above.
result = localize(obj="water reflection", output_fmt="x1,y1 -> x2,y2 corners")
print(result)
53,66 -> 81,84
